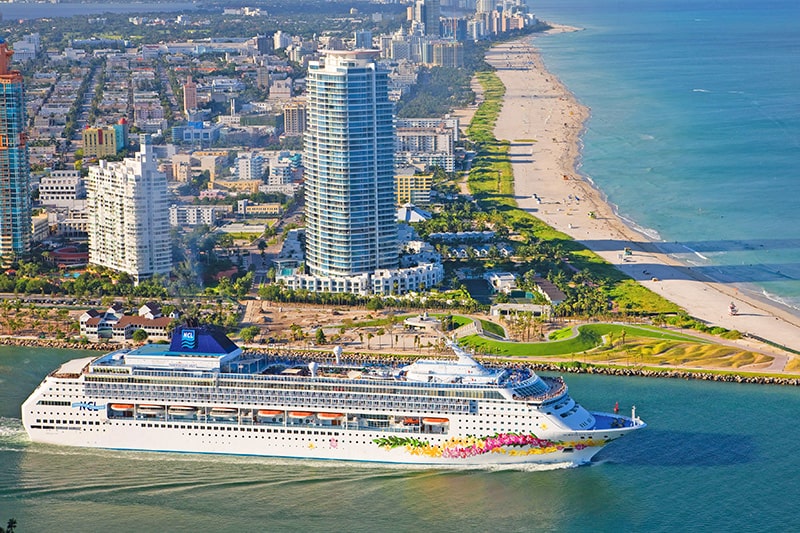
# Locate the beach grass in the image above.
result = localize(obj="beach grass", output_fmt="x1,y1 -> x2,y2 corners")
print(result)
785,358 -> 800,373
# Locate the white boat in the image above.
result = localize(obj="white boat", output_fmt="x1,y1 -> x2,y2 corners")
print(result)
21,326 -> 645,466
209,407 -> 238,419
137,404 -> 165,416
168,405 -> 198,417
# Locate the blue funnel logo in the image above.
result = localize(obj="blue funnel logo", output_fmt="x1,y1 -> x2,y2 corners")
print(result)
181,329 -> 197,349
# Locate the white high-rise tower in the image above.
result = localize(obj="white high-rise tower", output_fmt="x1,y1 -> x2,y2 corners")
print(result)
87,135 -> 171,283
304,50 -> 398,278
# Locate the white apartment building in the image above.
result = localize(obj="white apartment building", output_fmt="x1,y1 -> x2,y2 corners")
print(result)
38,170 -> 86,209
395,117 -> 458,172
169,204 -> 218,227
236,153 -> 264,180
87,136 -> 172,283
278,263 -> 444,296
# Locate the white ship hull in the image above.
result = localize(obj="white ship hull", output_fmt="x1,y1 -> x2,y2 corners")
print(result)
21,328 -> 645,467
22,385 -> 637,466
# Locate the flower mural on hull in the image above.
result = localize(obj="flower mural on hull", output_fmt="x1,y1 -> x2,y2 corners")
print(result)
373,433 -> 605,459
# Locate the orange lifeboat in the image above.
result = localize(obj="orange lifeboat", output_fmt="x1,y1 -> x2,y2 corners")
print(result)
422,417 -> 450,425
110,404 -> 134,411
288,411 -> 314,419
403,417 -> 420,425
258,409 -> 283,417
317,412 -> 345,420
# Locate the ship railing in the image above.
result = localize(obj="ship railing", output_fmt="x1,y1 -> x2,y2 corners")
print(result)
128,366 -> 505,393
512,376 -> 567,403
87,389 -> 473,415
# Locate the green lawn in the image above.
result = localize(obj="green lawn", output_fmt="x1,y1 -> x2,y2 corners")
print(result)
479,319 -> 505,337
460,323 -> 711,357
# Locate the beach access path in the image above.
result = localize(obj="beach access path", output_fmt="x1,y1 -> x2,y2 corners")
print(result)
486,28 -> 800,352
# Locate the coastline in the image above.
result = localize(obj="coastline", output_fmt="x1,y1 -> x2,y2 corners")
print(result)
486,27 -> 800,352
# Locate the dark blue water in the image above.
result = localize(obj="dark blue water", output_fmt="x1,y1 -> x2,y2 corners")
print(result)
0,2 -> 196,21
531,0 -> 800,313
2,346 -> 800,531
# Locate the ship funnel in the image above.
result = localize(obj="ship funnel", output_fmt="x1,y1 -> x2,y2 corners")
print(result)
333,346 -> 342,365
308,361 -> 319,378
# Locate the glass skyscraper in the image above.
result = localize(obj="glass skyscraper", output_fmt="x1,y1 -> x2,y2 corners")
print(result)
0,39 -> 31,261
304,50 -> 398,278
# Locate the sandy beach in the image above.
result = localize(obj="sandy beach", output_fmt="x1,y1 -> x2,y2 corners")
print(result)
486,27 -> 800,354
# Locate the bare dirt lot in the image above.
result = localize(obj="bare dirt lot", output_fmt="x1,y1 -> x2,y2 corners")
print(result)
242,300 -> 447,355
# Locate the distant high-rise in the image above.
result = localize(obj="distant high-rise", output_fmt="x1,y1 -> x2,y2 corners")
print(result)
304,50 -> 397,278
414,0 -> 441,37
87,136 -> 171,283
354,30 -> 373,50
183,76 -> 197,117
283,100 -> 306,137
0,39 -> 31,261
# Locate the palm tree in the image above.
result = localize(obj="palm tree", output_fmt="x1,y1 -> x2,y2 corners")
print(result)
375,328 -> 385,348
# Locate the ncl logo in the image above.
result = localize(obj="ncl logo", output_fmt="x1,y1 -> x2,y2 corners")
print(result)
181,329 -> 197,349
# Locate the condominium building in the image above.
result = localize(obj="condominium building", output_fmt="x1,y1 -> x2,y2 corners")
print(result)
304,50 -> 398,278
87,136 -> 172,283
236,152 -> 264,180
395,117 -> 458,172
395,172 -> 433,206
169,204 -> 217,227
414,0 -> 441,37
0,39 -> 31,260
283,100 -> 306,137
183,76 -> 197,117
38,170 -> 86,209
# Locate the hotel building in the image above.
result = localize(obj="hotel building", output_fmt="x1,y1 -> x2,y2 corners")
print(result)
87,136 -> 171,283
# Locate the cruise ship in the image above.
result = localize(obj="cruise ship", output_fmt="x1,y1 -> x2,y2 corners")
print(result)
22,326 -> 645,466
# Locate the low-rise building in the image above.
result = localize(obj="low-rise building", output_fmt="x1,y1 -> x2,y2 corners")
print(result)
79,304 -> 173,342
169,204 -> 218,227
39,170 -> 85,209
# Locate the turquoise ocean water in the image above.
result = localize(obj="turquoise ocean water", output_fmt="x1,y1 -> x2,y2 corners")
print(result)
3,346 -> 800,532
530,0 -> 800,314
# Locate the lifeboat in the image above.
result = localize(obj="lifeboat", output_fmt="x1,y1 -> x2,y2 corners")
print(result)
209,407 -> 238,418
257,409 -> 283,417
110,404 -> 134,411
169,405 -> 198,416
137,404 -> 165,414
422,417 -> 450,425
288,411 -> 314,419
403,417 -> 420,425
317,412 -> 345,420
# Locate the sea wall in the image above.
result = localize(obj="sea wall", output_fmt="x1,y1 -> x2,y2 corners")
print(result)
0,337 -> 106,351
